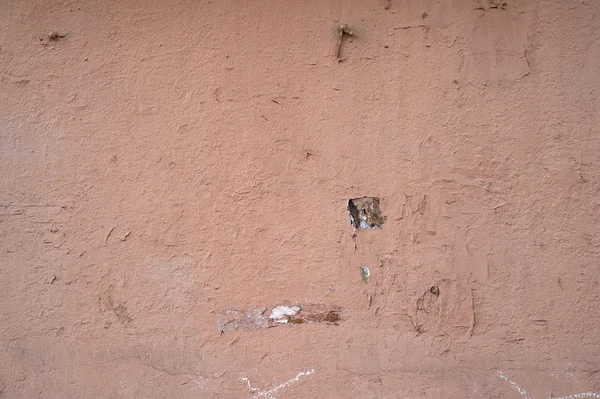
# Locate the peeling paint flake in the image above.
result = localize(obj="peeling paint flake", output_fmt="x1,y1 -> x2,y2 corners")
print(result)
360,266 -> 370,283
269,305 -> 300,325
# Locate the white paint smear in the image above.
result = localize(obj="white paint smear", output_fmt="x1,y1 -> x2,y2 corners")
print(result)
269,305 -> 300,324
241,369 -> 314,399
497,371 -> 600,399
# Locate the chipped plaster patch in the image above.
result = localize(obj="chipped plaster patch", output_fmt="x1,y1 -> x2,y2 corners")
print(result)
360,266 -> 370,283
347,197 -> 385,230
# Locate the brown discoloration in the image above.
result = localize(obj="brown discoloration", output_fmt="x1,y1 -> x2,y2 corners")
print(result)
305,310 -> 341,323
291,305 -> 343,325
113,303 -> 133,324
100,290 -> 133,325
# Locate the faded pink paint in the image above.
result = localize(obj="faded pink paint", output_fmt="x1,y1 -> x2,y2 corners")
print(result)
1,0 -> 600,398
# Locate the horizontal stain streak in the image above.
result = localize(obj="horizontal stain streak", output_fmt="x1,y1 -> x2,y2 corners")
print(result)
217,304 -> 345,334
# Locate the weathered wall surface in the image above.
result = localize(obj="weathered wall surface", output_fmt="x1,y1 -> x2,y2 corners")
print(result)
1,0 -> 599,398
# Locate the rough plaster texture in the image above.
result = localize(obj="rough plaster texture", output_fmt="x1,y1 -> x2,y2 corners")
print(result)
1,0 -> 599,398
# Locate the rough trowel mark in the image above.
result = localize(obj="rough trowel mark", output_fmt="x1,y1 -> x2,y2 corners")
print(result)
241,369 -> 314,399
347,197 -> 385,229
336,24 -> 354,61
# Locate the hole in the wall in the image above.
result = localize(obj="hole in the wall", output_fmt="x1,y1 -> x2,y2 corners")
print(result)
347,197 -> 385,229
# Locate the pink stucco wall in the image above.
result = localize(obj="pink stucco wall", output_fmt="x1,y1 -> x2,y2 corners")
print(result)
1,0 -> 599,397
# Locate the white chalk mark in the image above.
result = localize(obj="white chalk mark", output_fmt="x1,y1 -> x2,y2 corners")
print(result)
191,377 -> 206,390
241,369 -> 314,399
551,394 -> 600,399
241,377 -> 259,392
497,371 -> 600,399
497,371 -> 532,399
